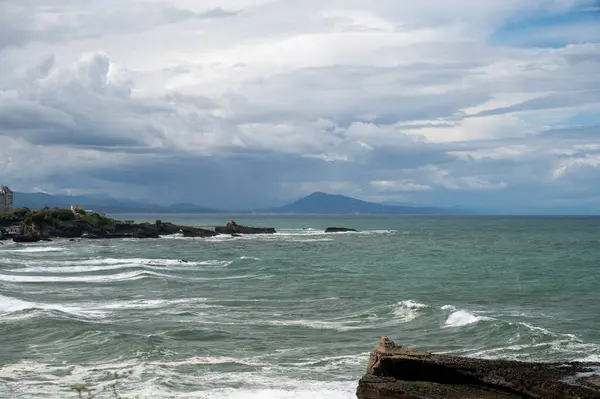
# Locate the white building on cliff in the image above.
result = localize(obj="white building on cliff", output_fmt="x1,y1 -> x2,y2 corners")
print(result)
0,185 -> 14,214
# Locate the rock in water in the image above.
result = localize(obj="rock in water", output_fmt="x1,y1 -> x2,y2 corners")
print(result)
325,227 -> 358,233
214,221 -> 276,235
12,234 -> 41,243
356,337 -> 600,399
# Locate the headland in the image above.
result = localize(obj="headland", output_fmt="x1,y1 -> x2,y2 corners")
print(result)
0,207 -> 280,242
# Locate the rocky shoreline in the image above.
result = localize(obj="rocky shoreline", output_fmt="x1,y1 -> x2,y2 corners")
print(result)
1,219 -> 273,242
357,336 -> 600,398
0,208 -> 361,242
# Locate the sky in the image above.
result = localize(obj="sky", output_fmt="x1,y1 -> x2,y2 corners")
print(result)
0,0 -> 599,213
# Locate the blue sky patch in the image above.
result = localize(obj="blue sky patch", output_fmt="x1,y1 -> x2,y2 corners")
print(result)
491,3 -> 600,48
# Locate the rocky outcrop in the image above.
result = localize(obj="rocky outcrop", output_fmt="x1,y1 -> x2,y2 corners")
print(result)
155,220 -> 218,237
215,221 -> 276,235
356,337 -> 600,399
82,231 -> 159,239
325,227 -> 358,233
13,234 -> 42,243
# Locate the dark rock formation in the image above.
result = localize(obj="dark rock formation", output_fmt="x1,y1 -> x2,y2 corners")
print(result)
81,230 -> 159,239
215,220 -> 276,235
325,227 -> 358,233
155,220 -> 218,237
356,337 -> 600,399
13,234 -> 41,243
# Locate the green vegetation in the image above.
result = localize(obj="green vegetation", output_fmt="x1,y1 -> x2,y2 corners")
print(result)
1,207 -> 117,235
21,207 -> 75,233
0,207 -> 29,221
79,212 -> 115,228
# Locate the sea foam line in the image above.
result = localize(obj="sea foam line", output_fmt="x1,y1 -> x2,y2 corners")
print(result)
0,270 -> 175,283
0,246 -> 66,253
6,258 -> 232,274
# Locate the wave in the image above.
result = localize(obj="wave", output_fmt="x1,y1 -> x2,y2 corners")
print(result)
203,383 -> 356,399
441,305 -> 493,328
0,357 -> 357,398
0,294 -> 218,322
281,353 -> 368,370
0,270 -> 175,283
0,246 -> 66,253
0,294 -> 107,320
199,229 -> 397,242
92,297 -> 213,311
156,356 -> 239,367
288,238 -> 333,243
466,337 -> 600,362
392,300 -> 430,322
267,319 -> 364,331
5,258 -> 233,274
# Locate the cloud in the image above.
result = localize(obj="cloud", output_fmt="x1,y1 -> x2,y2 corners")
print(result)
0,0 -> 599,212
371,181 -> 433,192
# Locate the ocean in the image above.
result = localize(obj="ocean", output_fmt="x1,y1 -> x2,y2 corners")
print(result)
1,215 -> 599,398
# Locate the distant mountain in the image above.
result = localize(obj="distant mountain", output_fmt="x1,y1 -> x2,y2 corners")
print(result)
13,192 -> 222,214
11,191 -> 472,215
265,192 -> 465,215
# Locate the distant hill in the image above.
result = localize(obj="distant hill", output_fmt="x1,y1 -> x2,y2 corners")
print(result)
265,192 -> 464,215
11,191 -> 471,215
13,192 -> 222,214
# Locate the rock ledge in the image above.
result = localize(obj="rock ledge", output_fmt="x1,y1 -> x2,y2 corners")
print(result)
357,336 -> 600,399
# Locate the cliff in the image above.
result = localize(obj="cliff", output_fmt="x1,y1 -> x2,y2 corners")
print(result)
356,336 -> 600,399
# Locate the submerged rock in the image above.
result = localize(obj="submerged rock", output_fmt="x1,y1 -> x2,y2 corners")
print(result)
356,336 -> 600,399
325,227 -> 358,233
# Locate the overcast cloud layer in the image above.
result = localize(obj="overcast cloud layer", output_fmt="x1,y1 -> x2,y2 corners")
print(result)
1,0 -> 599,212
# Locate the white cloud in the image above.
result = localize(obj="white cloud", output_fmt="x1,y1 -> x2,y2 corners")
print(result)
0,0 -> 599,211
371,180 -> 432,192
428,168 -> 510,190
449,145 -> 533,160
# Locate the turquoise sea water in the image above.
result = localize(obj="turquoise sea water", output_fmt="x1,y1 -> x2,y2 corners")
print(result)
1,215 -> 599,398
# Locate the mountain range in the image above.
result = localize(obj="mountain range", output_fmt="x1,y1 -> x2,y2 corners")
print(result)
12,191 -> 471,215
263,192 -> 462,214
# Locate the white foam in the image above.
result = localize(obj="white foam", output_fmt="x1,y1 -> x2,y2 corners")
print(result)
392,300 -> 429,322
0,294 -> 106,319
284,354 -> 368,370
363,229 -> 396,234
0,360 -> 356,399
0,270 -> 174,283
6,258 -> 232,273
240,256 -> 260,260
444,309 -> 490,328
201,385 -> 356,399
267,319 -> 363,331
518,322 -> 555,336
1,246 -> 65,253
576,355 -> 600,362
288,238 -> 333,243
275,230 -> 328,236
92,297 -> 211,311
157,356 -> 238,367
